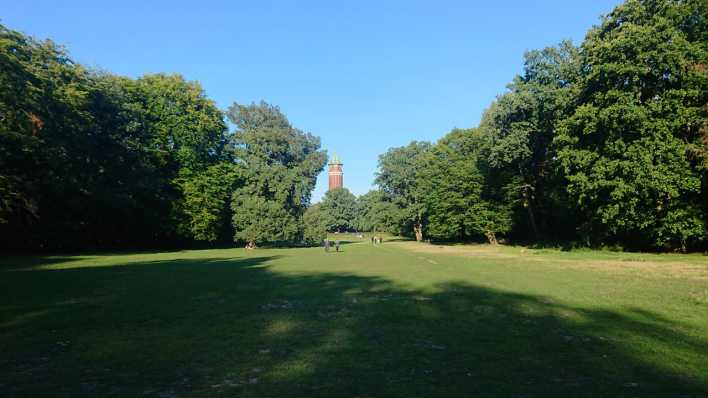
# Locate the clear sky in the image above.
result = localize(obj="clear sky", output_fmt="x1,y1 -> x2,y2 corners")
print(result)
3,0 -> 623,202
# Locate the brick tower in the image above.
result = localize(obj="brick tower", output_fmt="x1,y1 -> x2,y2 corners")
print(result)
328,153 -> 343,190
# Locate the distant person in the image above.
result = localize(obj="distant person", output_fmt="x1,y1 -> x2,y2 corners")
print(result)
371,236 -> 374,244
335,240 -> 340,252
324,239 -> 330,252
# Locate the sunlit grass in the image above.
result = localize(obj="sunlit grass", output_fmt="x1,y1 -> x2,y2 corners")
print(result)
1,241 -> 707,397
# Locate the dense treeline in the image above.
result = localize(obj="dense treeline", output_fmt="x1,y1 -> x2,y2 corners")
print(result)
2,0 -> 706,252
360,0 -> 707,251
0,25 -> 325,251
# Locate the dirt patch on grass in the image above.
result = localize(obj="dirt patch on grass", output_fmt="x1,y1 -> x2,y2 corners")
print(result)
389,241 -> 708,280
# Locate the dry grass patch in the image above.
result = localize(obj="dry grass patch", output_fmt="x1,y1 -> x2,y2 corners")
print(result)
387,241 -> 518,259
389,241 -> 708,280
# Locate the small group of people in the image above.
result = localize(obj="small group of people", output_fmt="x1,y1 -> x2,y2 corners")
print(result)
324,239 -> 341,252
244,241 -> 256,250
371,236 -> 383,245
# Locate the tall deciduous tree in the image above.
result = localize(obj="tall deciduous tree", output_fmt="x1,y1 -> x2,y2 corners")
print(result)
420,129 -> 512,243
555,0 -> 707,250
228,101 -> 326,245
479,41 -> 580,242
131,74 -> 232,241
375,141 -> 431,241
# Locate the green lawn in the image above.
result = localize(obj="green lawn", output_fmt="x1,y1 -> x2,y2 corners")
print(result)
1,236 -> 707,397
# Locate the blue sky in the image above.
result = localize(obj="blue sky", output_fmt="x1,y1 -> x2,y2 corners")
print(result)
3,0 -> 623,202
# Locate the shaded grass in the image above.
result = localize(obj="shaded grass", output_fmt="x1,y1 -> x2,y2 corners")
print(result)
1,242 -> 707,397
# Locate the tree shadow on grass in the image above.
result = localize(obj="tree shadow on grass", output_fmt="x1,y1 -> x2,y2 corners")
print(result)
0,256 -> 84,270
0,254 -> 706,397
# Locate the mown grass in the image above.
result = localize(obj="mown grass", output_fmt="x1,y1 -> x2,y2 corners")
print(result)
1,237 -> 707,397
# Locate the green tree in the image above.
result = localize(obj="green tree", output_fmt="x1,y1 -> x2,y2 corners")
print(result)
0,26 -> 171,249
231,195 -> 301,245
0,25 -> 235,249
0,25 -> 43,227
173,163 -> 243,242
420,129 -> 513,243
0,24 -> 101,248
228,101 -> 326,245
130,73 -> 231,241
133,74 -> 228,172
375,141 -> 431,241
354,190 -> 401,233
479,41 -> 580,241
555,0 -> 707,250
320,187 -> 358,232
302,203 -> 327,246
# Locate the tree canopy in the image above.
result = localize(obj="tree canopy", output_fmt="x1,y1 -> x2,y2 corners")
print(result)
555,0 -> 707,250
320,187 -> 358,232
375,141 -> 431,241
228,101 -> 326,245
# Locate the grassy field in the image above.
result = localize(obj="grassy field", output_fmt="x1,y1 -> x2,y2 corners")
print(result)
1,235 -> 707,397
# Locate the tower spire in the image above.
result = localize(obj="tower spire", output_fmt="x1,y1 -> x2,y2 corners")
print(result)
328,152 -> 342,165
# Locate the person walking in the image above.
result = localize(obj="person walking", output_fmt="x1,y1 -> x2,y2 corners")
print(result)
324,239 -> 330,252
335,239 -> 340,252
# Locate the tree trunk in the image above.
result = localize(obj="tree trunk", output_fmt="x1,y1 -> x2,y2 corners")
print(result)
525,200 -> 539,240
485,230 -> 498,245
519,185 -> 539,239
414,223 -> 423,242
518,165 -> 540,240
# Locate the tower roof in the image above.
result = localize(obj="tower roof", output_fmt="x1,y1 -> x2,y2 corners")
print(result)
328,153 -> 342,165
